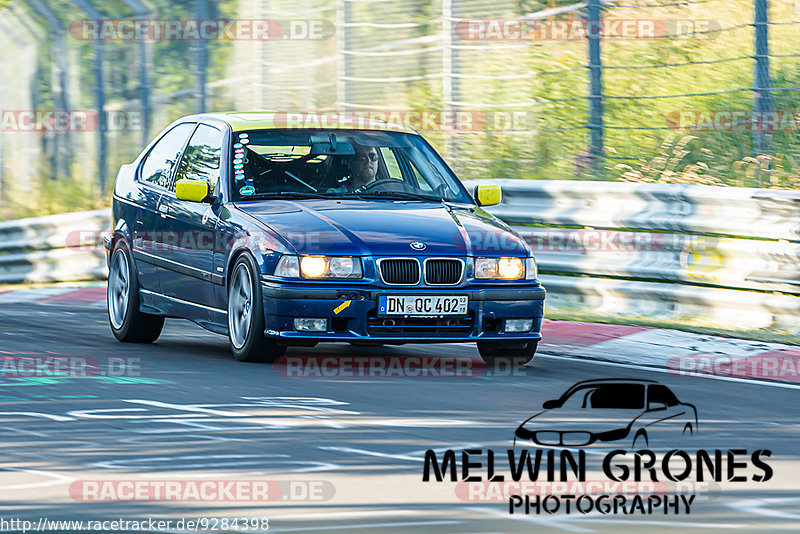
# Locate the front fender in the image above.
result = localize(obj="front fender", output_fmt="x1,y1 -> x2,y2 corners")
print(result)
106,214 -> 132,268
225,245 -> 284,289
220,204 -> 295,287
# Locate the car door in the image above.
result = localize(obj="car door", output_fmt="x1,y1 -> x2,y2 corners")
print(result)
156,123 -> 225,309
134,122 -> 196,294
643,384 -> 688,444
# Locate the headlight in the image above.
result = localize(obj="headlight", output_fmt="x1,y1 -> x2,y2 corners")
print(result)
474,257 -> 525,280
274,255 -> 362,279
300,256 -> 327,278
498,257 -> 524,279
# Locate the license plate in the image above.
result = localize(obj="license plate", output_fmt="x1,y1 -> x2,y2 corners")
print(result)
377,295 -> 468,317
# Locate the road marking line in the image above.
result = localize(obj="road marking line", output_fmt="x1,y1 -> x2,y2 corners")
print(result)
371,418 -> 479,427
66,408 -> 196,419
129,424 -> 294,434
0,467 -> 72,490
124,399 -> 243,416
319,446 -> 425,462
0,411 -> 74,421
93,453 -> 287,469
319,445 -> 484,463
0,426 -> 49,437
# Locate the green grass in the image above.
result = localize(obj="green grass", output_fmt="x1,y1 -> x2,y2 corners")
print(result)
3,0 -> 799,214
420,0 -> 800,187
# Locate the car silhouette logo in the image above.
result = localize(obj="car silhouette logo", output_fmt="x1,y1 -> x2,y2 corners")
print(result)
514,378 -> 698,449
410,241 -> 426,250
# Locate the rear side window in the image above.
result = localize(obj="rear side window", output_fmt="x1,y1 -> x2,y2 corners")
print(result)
648,385 -> 679,407
173,124 -> 224,191
139,123 -> 195,189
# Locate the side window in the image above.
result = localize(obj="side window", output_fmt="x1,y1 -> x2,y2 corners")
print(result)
379,147 -> 402,179
399,150 -> 434,193
173,124 -> 224,191
588,384 -> 645,409
648,385 -> 679,407
139,123 -> 195,189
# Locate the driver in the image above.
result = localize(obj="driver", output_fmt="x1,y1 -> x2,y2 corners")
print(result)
324,145 -> 381,193
345,145 -> 379,191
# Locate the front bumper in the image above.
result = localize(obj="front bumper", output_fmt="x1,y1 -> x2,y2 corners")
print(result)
260,281 -> 545,343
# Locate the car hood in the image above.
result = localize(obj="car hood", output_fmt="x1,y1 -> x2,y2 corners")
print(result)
234,199 -> 529,256
518,408 -> 644,434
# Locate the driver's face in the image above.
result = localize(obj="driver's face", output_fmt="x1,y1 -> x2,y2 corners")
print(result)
350,147 -> 378,187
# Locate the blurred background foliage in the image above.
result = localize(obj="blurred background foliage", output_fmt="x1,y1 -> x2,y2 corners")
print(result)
0,0 -> 798,220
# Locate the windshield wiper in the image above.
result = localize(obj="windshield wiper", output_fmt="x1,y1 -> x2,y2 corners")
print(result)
340,191 -> 442,201
244,192 -> 330,200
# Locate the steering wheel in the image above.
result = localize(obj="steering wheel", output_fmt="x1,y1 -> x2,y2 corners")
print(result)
250,150 -> 320,192
358,179 -> 403,192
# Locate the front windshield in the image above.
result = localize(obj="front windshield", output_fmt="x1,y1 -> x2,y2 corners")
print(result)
229,129 -> 472,203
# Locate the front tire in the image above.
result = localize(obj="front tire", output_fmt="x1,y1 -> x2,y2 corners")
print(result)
477,340 -> 537,367
108,240 -> 164,343
227,254 -> 286,363
633,430 -> 649,449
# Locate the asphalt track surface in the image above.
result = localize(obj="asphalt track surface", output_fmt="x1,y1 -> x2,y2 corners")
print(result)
0,297 -> 799,533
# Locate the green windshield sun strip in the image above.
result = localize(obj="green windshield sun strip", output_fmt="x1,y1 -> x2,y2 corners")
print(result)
235,130 -> 416,149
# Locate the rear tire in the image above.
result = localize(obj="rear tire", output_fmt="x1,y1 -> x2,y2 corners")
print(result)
227,254 -> 286,363
108,240 -> 164,343
477,340 -> 537,367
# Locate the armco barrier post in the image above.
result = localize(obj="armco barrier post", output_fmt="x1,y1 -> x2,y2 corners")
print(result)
586,0 -> 604,178
753,0 -> 772,156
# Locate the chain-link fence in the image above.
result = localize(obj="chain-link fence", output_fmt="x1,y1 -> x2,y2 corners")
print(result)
1,0 -> 799,219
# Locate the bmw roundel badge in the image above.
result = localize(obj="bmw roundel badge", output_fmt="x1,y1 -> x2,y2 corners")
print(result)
410,241 -> 426,250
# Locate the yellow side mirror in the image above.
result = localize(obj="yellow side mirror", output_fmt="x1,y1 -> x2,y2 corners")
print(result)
175,179 -> 211,203
474,184 -> 502,207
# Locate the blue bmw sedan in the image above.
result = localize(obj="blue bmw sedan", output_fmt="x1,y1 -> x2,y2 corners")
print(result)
105,113 -> 545,365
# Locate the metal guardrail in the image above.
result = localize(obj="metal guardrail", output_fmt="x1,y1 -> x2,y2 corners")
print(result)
0,209 -> 109,284
2,181 -> 799,331
464,179 -> 800,331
